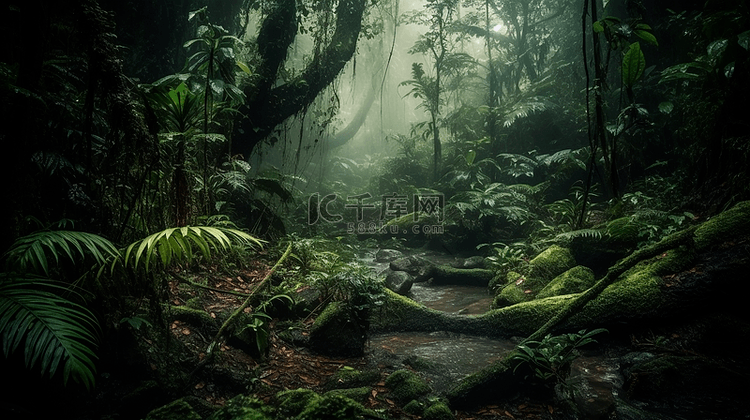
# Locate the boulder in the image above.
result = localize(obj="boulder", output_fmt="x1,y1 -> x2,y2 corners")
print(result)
385,270 -> 414,295
376,248 -> 404,262
390,255 -> 430,276
452,255 -> 486,269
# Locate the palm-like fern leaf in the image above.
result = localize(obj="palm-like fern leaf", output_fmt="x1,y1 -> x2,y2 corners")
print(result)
123,226 -> 263,272
0,277 -> 99,389
3,230 -> 119,276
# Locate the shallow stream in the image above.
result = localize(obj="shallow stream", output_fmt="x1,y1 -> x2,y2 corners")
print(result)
361,249 -> 625,404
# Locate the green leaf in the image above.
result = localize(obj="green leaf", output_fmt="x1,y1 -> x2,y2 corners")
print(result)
593,21 -> 604,33
622,42 -> 646,87
0,277 -> 99,389
123,226 -> 264,273
465,149 -> 476,166
3,230 -> 119,276
236,60 -> 252,75
658,101 -> 674,114
634,29 -> 658,46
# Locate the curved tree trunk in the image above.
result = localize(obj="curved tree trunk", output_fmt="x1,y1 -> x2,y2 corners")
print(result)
234,0 -> 368,158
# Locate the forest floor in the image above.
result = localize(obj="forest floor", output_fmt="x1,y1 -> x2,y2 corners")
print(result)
165,267 -> 563,420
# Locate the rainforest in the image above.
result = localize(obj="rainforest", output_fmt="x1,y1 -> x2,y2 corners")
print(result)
1,0 -> 749,419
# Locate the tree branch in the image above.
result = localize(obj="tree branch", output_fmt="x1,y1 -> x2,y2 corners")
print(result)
235,0 -> 367,157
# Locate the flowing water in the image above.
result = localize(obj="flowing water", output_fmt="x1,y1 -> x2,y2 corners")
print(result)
368,332 -> 517,392
361,249 -> 624,404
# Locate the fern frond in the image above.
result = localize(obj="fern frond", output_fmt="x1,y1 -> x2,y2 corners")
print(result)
124,226 -> 264,273
500,97 -> 551,127
3,230 -> 119,276
0,276 -> 99,389
555,229 -> 603,241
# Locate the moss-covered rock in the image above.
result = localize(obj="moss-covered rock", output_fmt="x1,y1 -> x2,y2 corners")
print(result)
385,270 -> 414,295
323,386 -> 371,403
309,301 -> 367,357
536,266 -> 596,299
694,201 -> 750,251
384,369 -> 431,403
492,282 -> 528,309
325,367 -> 380,390
275,389 -> 320,419
207,395 -> 272,420
423,401 -> 456,420
296,394 -> 374,420
403,399 -> 424,415
144,398 -> 201,420
526,245 -> 576,288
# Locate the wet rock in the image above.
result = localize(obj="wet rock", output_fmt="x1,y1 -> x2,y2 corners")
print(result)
292,285 -> 322,316
376,248 -> 404,262
385,270 -> 414,295
564,356 -> 623,420
452,255 -> 486,269
390,255 -> 430,276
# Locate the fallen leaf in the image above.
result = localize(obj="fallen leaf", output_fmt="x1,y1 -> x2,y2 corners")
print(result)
182,328 -> 191,335
195,382 -> 205,389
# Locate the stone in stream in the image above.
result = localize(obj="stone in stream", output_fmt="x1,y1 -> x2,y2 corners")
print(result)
384,270 -> 414,295
389,255 -> 430,277
376,248 -> 403,262
451,255 -> 487,269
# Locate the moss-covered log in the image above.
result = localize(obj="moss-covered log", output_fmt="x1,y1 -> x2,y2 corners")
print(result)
417,265 -> 495,287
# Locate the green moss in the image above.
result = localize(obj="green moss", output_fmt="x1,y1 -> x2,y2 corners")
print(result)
403,399 -> 424,415
694,201 -> 750,251
207,395 -> 272,420
536,266 -> 595,299
492,283 -> 528,308
325,367 -> 380,390
369,288 -> 432,330
573,269 -> 661,326
170,304 -> 218,332
484,294 -> 577,334
309,301 -> 366,356
323,387 -> 371,403
423,401 -> 455,420
144,398 -> 201,420
526,245 -> 576,288
276,389 -> 321,418
604,216 -> 641,244
384,369 -> 431,403
296,394 -> 374,420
